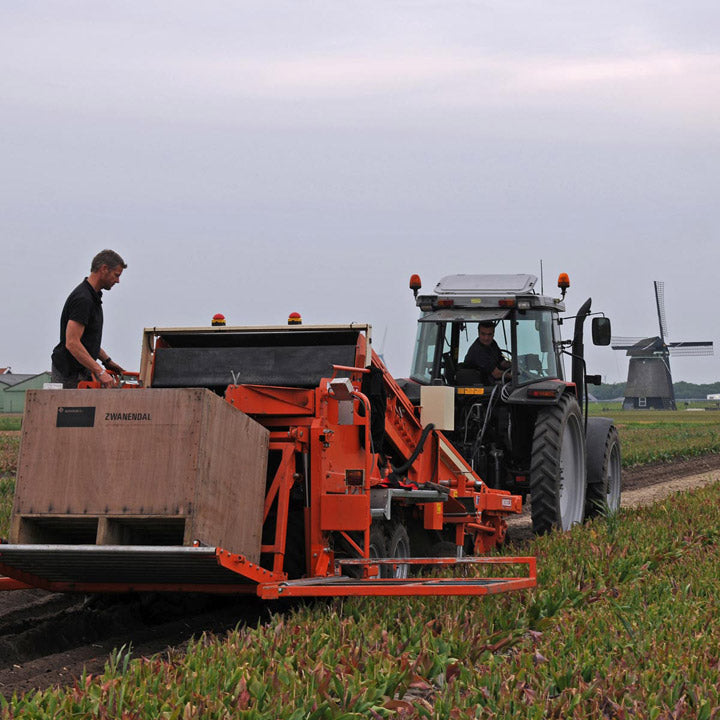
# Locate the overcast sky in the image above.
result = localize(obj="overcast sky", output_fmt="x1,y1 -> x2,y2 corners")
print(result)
2,2 -> 719,384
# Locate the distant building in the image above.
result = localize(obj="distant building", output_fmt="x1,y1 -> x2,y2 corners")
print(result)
0,371 -> 52,413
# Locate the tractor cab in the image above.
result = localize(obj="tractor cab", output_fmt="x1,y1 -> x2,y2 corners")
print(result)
409,274 -> 565,391
411,306 -> 563,389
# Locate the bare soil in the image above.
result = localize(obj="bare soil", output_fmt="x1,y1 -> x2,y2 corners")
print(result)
0,591 -> 273,699
1,454 -> 719,699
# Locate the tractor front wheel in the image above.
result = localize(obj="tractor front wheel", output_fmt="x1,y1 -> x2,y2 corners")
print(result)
585,421 -> 622,518
530,393 -> 587,534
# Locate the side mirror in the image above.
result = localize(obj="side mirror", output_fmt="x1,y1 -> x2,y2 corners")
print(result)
591,317 -> 611,346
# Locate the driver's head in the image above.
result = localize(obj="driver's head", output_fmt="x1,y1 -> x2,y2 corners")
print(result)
477,321 -> 495,346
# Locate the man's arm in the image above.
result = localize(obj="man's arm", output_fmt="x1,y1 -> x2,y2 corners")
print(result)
98,349 -> 125,375
492,345 -> 511,379
65,320 -> 116,388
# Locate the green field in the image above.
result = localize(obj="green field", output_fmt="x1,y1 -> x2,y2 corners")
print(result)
3,482 -> 719,717
588,404 -> 720,467
0,416 -> 21,432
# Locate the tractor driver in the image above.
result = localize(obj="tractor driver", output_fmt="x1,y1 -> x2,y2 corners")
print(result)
464,321 -> 511,383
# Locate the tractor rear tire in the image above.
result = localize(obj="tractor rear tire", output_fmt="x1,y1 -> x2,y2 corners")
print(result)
530,393 -> 587,534
386,523 -> 411,579
585,422 -> 622,518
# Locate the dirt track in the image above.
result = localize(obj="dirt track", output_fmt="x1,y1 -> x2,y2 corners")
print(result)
1,454 -> 719,699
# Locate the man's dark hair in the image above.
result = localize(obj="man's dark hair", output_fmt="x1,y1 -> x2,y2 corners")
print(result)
91,249 -> 127,272
478,321 -> 496,330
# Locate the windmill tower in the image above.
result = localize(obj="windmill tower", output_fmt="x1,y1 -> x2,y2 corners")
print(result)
611,281 -> 713,410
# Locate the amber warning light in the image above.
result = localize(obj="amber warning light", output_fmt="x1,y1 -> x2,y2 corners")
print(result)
409,274 -> 422,297
557,273 -> 570,299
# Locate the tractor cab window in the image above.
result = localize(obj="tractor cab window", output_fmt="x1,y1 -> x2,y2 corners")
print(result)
514,310 -> 560,383
411,318 -> 512,385
410,321 -> 445,384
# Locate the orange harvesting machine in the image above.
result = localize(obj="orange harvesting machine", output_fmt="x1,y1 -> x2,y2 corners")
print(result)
0,324 -> 535,598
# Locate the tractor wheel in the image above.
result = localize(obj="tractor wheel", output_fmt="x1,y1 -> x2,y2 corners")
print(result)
585,421 -> 622,518
530,393 -> 587,534
386,523 -> 411,579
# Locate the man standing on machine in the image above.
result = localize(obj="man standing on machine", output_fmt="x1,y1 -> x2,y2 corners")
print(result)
51,249 -> 127,388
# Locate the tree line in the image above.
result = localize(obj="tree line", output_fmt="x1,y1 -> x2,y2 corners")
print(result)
592,381 -> 720,401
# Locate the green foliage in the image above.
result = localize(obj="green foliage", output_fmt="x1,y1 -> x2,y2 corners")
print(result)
0,417 -> 21,431
590,382 -> 626,401
3,482 -> 720,718
0,435 -> 20,476
0,433 -> 19,538
0,475 -> 14,539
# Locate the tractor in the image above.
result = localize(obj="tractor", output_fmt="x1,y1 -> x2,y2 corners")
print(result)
398,272 -> 621,534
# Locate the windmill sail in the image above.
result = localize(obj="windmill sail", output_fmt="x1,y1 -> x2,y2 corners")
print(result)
654,280 -> 669,342
611,336 -> 648,350
668,341 -> 714,357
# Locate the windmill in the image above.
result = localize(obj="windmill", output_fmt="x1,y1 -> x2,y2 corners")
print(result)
611,281 -> 713,410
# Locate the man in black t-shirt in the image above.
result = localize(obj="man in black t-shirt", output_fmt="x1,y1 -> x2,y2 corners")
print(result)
51,250 -> 127,388
464,321 -> 511,383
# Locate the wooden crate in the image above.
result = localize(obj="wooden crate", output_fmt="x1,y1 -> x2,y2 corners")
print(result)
11,388 -> 269,562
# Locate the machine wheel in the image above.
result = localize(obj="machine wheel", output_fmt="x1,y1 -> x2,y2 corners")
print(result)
341,525 -> 387,579
530,393 -> 587,534
585,421 -> 622,518
386,523 -> 411,579
368,524 -> 388,558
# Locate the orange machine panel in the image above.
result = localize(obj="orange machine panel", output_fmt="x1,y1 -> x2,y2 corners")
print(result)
320,493 -> 369,531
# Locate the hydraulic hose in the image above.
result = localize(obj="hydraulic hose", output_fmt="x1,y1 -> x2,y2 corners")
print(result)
390,422 -> 435,477
469,383 -> 500,465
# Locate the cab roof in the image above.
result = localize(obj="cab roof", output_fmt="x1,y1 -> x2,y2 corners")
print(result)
434,274 -> 538,296
417,273 -> 564,313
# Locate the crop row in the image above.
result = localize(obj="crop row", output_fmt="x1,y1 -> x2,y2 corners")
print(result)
2,482 -> 719,718
618,423 -> 720,466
